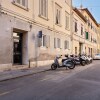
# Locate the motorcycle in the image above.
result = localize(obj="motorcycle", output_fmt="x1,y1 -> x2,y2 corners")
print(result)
73,55 -> 86,66
81,55 -> 92,64
86,55 -> 93,63
51,55 -> 75,70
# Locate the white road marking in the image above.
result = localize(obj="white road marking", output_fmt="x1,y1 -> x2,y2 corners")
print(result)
0,88 -> 20,97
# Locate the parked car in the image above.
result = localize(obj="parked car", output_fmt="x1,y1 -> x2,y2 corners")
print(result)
93,54 -> 100,60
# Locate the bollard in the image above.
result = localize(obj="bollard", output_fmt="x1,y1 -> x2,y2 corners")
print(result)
29,59 -> 31,68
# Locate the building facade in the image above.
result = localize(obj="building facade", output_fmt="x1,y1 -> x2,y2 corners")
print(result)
0,0 -> 72,69
72,8 -> 87,55
0,0 -> 99,70
72,8 -> 98,57
97,24 -> 100,53
79,8 -> 98,57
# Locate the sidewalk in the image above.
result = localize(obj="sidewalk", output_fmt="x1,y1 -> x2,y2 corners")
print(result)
0,65 -> 51,82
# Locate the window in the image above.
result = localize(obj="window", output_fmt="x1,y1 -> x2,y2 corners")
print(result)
55,4 -> 61,25
39,0 -> 48,18
65,0 -> 71,6
54,38 -> 61,49
57,38 -> 61,48
86,32 -> 89,40
93,38 -> 97,43
75,47 -> 77,55
42,35 -> 46,47
64,40 -> 69,49
13,0 -> 28,8
88,19 -> 90,26
85,16 -> 87,22
75,21 -> 77,32
91,36 -> 93,42
41,34 -> 50,47
65,12 -> 70,30
81,24 -> 83,35
85,47 -> 86,53
54,38 -> 56,48
89,48 -> 90,55
91,23 -> 92,29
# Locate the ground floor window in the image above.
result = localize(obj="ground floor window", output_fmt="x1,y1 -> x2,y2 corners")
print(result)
41,34 -> 50,48
57,38 -> 61,48
75,47 -> 77,55
64,40 -> 69,49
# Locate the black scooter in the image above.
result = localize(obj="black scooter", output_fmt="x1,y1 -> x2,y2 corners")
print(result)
73,55 -> 86,66
51,55 -> 75,70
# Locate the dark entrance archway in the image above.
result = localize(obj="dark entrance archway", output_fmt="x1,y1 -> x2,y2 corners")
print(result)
13,32 -> 23,65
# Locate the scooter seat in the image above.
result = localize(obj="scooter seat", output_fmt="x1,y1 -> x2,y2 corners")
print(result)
62,59 -> 68,62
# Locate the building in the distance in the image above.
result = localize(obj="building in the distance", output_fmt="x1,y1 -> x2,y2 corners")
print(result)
72,8 -> 87,55
79,8 -> 98,57
97,24 -> 100,53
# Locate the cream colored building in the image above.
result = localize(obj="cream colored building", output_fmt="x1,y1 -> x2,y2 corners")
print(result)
0,0 -> 72,69
97,24 -> 100,53
79,8 -> 98,57
72,8 -> 87,55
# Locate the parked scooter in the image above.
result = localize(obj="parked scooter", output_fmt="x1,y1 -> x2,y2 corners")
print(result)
81,54 -> 92,64
51,55 -> 75,70
72,55 -> 86,66
86,55 -> 93,63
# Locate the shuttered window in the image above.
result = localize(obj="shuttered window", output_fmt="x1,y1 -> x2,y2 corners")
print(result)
65,12 -> 70,30
57,38 -> 61,48
54,38 -> 61,49
75,21 -> 77,32
14,0 -> 28,8
81,24 -> 83,35
55,4 -> 61,25
41,35 -> 50,47
86,32 -> 89,39
39,0 -> 48,18
43,35 -> 46,47
16,0 -> 20,4
64,40 -> 69,49
54,38 -> 56,48
75,47 -> 77,55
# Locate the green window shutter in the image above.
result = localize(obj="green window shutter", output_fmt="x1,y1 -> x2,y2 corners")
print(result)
86,32 -> 88,39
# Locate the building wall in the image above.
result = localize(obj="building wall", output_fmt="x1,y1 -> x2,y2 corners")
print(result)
0,13 -> 30,69
80,10 -> 98,56
0,0 -> 99,70
97,25 -> 100,53
0,0 -> 72,69
72,10 -> 86,55
1,0 -> 34,20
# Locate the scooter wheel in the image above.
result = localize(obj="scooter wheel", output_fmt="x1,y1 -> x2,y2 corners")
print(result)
81,61 -> 86,66
51,63 -> 57,70
86,60 -> 89,65
67,61 -> 75,69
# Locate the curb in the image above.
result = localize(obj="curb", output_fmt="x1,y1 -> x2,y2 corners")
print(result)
0,62 -> 95,82
0,69 -> 51,82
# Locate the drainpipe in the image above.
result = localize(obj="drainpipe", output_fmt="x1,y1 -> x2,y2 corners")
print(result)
70,0 -> 73,54
52,0 -> 56,55
0,0 -> 2,15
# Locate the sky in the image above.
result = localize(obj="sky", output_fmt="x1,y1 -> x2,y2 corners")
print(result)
72,0 -> 100,23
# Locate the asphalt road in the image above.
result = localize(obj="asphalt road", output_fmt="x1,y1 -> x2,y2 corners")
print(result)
0,60 -> 100,100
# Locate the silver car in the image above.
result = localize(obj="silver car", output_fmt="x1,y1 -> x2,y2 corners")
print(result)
94,54 -> 100,60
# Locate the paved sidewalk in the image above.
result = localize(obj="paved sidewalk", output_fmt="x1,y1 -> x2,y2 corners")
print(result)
0,61 -> 95,82
0,65 -> 51,82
